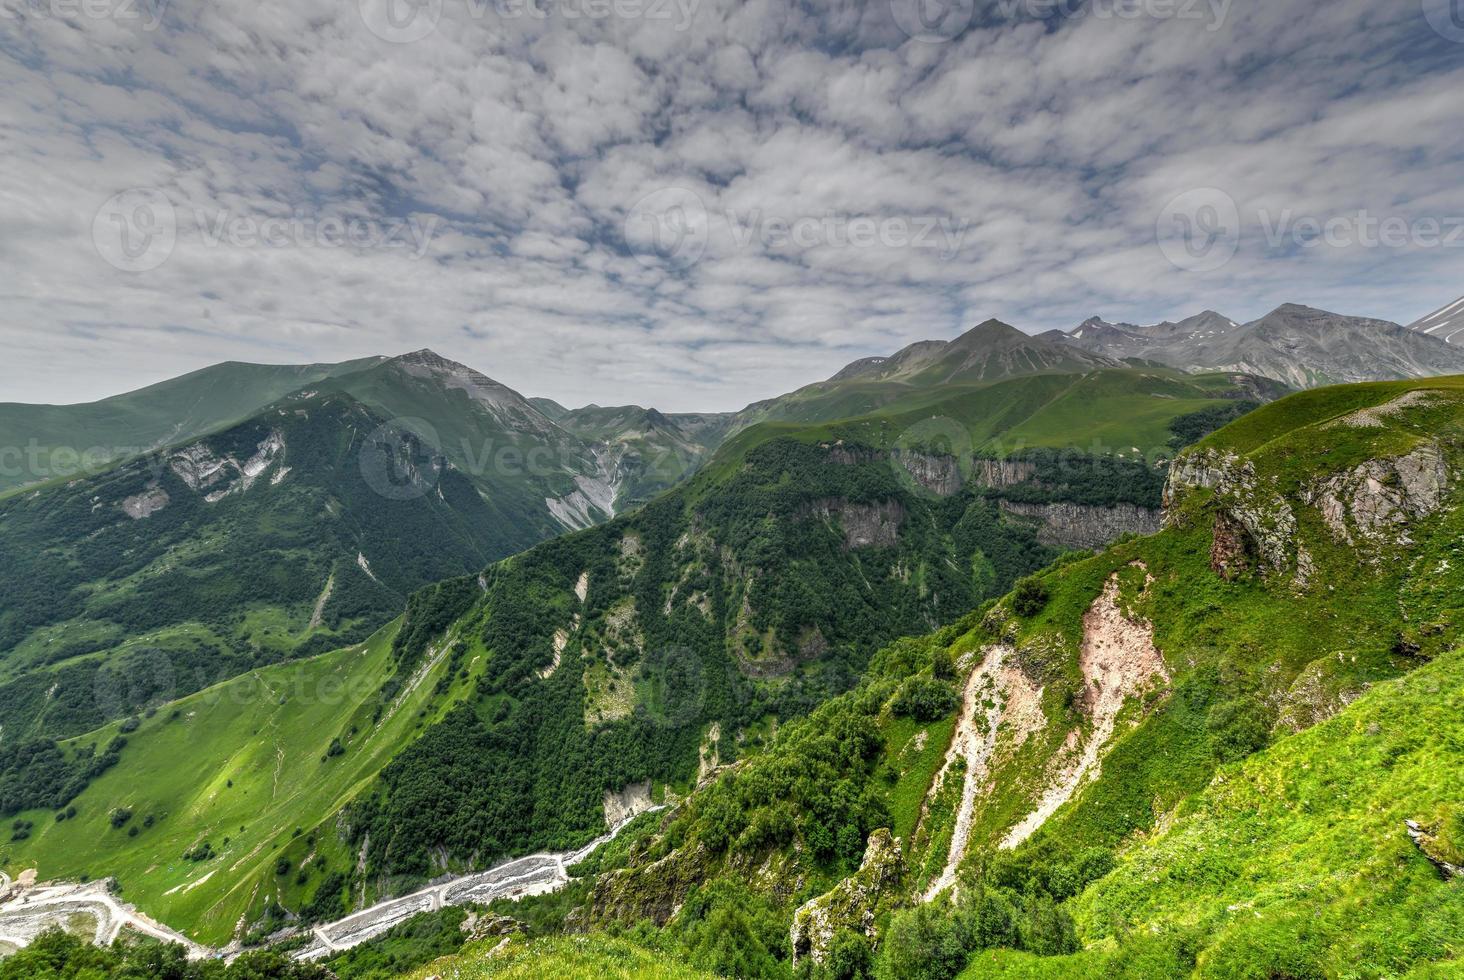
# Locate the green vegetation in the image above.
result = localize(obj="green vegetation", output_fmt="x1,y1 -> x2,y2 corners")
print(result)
548,376 -> 1464,980
0,393 -> 511,749
398,935 -> 713,980
0,929 -> 327,979
0,619 -> 483,945
0,357 -> 383,496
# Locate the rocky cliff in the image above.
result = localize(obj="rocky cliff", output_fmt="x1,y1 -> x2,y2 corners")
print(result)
997,500 -> 1161,551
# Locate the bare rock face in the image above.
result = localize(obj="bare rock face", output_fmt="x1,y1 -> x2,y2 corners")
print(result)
1209,510 -> 1253,579
1305,444 -> 1448,549
1165,449 -> 1308,585
119,485 -> 170,519
806,498 -> 905,549
790,829 -> 903,966
997,500 -> 1161,551
973,458 -> 1038,489
895,451 -> 963,496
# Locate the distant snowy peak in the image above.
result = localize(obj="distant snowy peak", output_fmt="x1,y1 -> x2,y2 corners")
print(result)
1408,296 -> 1464,345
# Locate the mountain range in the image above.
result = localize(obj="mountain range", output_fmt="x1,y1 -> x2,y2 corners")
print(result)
1053,302 -> 1464,387
4,299 -> 1464,978
1408,293 -> 1464,345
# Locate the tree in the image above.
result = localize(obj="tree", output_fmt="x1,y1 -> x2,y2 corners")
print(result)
1011,576 -> 1049,618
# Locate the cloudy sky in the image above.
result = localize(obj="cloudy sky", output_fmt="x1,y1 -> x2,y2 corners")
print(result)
2,0 -> 1462,411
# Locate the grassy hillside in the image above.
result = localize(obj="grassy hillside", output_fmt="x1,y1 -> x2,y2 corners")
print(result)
561,375 -> 1464,978
0,612 -> 484,946
0,392 -> 510,746
401,936 -> 712,979
710,368 -> 1277,483
0,358 -> 382,496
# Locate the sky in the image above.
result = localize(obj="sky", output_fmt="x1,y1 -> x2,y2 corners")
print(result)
2,0 -> 1462,412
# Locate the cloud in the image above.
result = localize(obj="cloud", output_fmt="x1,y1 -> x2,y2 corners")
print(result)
0,0 -> 1460,411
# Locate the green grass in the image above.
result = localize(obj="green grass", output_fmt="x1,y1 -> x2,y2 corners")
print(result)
882,714 -> 956,844
401,935 -> 713,979
960,645 -> 1464,979
696,367 -> 1258,492
0,619 -> 484,945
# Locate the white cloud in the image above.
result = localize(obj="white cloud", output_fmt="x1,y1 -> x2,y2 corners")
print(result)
0,0 -> 1460,411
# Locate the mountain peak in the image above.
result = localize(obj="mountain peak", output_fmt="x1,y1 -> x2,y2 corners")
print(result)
951,318 -> 1026,346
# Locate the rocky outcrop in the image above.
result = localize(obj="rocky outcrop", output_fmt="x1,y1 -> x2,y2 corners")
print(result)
1406,818 -> 1464,880
167,430 -> 285,503
806,498 -> 905,549
120,485 -> 170,519
790,829 -> 903,966
973,458 -> 1038,489
1209,510 -> 1252,579
603,781 -> 654,827
895,451 -> 963,496
1305,444 -> 1448,549
998,500 -> 1161,551
1165,449 -> 1307,583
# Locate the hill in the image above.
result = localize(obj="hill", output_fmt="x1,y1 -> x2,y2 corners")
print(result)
0,363 -> 1239,944
0,391 -> 510,744
561,375 -> 1464,978
0,357 -> 383,497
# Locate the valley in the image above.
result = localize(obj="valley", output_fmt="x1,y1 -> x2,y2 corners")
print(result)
3,317 -> 1464,979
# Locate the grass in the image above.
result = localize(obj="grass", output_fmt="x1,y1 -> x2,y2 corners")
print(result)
697,367 -> 1255,488
882,714 -> 957,845
401,935 -> 713,979
961,645 -> 1464,979
0,619 -> 485,945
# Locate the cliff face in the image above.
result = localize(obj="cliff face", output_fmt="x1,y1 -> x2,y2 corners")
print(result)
997,500 -> 1161,550
1165,436 -> 1452,584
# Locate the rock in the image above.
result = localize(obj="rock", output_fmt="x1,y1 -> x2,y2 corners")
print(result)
1165,449 -> 1307,585
973,458 -> 1038,489
997,500 -> 1161,551
1406,819 -> 1464,880
895,451 -> 963,496
120,485 -> 170,519
790,829 -> 903,967
1305,444 -> 1448,549
1209,510 -> 1253,579
805,499 -> 905,549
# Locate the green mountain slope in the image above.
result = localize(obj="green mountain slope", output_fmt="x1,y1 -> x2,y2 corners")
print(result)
0,357 -> 383,496
553,375 -> 1464,979
0,391 -> 510,744
0,614 -> 484,946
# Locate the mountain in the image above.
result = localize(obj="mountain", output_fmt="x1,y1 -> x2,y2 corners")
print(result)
799,319 -> 1118,388
729,322 -> 1256,432
0,349 -> 734,745
0,357 -> 384,496
545,403 -> 737,513
0,361 -> 1283,946
1408,294 -> 1464,345
1061,303 -> 1464,388
0,390 -> 520,743
569,374 -> 1464,977
1060,310 -> 1241,362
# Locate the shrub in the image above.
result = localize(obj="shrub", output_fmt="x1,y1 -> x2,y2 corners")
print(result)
109,807 -> 132,828
891,677 -> 958,722
1011,576 -> 1049,618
